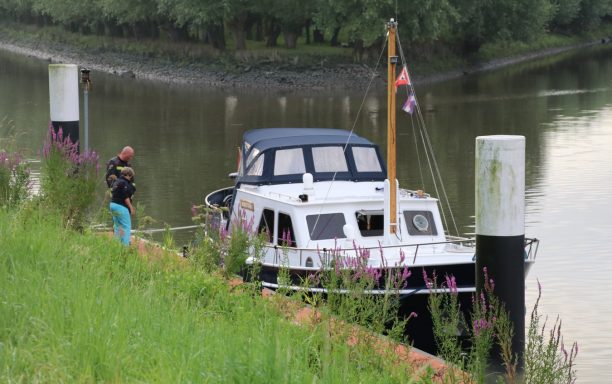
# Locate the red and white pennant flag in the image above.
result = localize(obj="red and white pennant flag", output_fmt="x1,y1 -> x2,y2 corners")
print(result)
395,66 -> 410,87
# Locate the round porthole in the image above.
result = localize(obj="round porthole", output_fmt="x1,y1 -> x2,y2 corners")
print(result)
305,257 -> 314,268
412,214 -> 429,232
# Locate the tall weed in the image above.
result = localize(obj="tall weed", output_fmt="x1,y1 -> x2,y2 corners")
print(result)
0,150 -> 30,209
426,269 -> 578,383
40,124 -> 99,229
190,205 -> 266,279
317,245 -> 413,341
524,281 -> 578,384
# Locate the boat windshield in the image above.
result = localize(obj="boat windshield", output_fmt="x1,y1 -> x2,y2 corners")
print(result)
238,129 -> 387,185
312,146 -> 349,173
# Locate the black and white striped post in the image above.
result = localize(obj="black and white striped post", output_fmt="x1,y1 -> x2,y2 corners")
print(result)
49,64 -> 80,151
475,135 -> 526,366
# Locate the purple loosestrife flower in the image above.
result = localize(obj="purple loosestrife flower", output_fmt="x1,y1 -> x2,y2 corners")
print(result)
401,267 -> 411,282
422,269 -> 431,289
473,318 -> 493,336
219,225 -> 228,242
308,273 -> 321,286
366,266 -> 382,283
408,312 -> 418,320
445,274 -> 458,295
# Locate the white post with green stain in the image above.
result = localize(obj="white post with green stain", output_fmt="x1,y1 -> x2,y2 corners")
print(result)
48,64 -> 80,149
475,135 -> 526,367
475,135 -> 525,235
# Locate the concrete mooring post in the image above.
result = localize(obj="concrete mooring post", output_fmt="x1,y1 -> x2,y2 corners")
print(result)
49,64 -> 80,151
475,135 -> 526,366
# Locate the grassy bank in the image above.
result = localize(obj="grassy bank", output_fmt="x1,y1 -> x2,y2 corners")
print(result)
0,209 -> 421,383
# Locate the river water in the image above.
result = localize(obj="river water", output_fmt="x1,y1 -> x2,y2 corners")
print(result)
1,45 -> 611,382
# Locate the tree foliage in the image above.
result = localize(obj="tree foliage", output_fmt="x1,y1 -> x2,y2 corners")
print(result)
1,0 -> 610,57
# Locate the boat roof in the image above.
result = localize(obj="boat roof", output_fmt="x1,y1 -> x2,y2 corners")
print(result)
238,128 -> 387,185
243,128 -> 375,153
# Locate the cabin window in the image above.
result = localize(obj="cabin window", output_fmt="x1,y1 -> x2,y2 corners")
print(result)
306,213 -> 347,240
355,211 -> 384,237
258,209 -> 275,242
403,211 -> 438,236
247,154 -> 265,176
278,212 -> 296,247
352,147 -> 382,173
274,148 -> 306,175
312,146 -> 349,173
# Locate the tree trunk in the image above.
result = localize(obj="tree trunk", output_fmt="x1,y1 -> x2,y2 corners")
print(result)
283,31 -> 298,49
227,13 -> 248,50
207,24 -> 226,51
253,18 -> 264,41
264,18 -> 281,47
330,26 -> 341,46
352,39 -> 364,62
304,20 -> 311,44
313,28 -> 324,43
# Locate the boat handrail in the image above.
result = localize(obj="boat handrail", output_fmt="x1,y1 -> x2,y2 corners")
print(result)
269,237 -> 539,266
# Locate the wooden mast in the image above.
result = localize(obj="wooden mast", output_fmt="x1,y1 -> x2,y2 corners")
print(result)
387,19 -> 398,234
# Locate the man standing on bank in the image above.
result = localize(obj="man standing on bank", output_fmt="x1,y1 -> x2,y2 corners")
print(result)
105,146 -> 135,188
110,167 -> 136,245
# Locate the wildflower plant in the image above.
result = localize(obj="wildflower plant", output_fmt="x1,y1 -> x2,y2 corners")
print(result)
0,150 -> 30,209
40,124 -> 99,229
524,281 -> 578,384
427,269 -> 579,384
425,269 -> 466,375
190,205 -> 266,279
317,245 -> 412,341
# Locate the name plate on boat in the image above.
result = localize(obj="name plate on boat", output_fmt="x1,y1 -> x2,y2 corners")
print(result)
240,199 -> 254,211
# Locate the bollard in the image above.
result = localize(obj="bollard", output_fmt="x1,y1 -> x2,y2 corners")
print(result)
49,64 -> 80,151
475,135 -> 526,367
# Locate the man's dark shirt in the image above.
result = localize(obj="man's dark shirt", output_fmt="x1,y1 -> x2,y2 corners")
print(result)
111,177 -> 135,209
105,156 -> 130,188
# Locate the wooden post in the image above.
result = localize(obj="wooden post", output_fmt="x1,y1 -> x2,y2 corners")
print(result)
387,19 -> 397,234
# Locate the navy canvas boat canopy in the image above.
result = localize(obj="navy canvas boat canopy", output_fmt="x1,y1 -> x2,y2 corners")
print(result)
237,128 -> 387,185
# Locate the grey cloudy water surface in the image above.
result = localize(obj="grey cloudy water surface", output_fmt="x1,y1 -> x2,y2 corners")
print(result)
2,45 -> 612,382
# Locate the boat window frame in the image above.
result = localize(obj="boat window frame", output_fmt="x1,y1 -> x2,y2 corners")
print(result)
273,147 -> 307,176
257,208 -> 275,244
306,212 -> 347,240
346,144 -> 387,181
403,210 -> 438,236
355,210 -> 385,237
237,143 -> 386,185
277,211 -> 297,247
246,152 -> 265,176
311,145 -> 350,173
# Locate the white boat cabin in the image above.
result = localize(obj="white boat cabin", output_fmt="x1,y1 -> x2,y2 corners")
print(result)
224,128 -> 456,269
